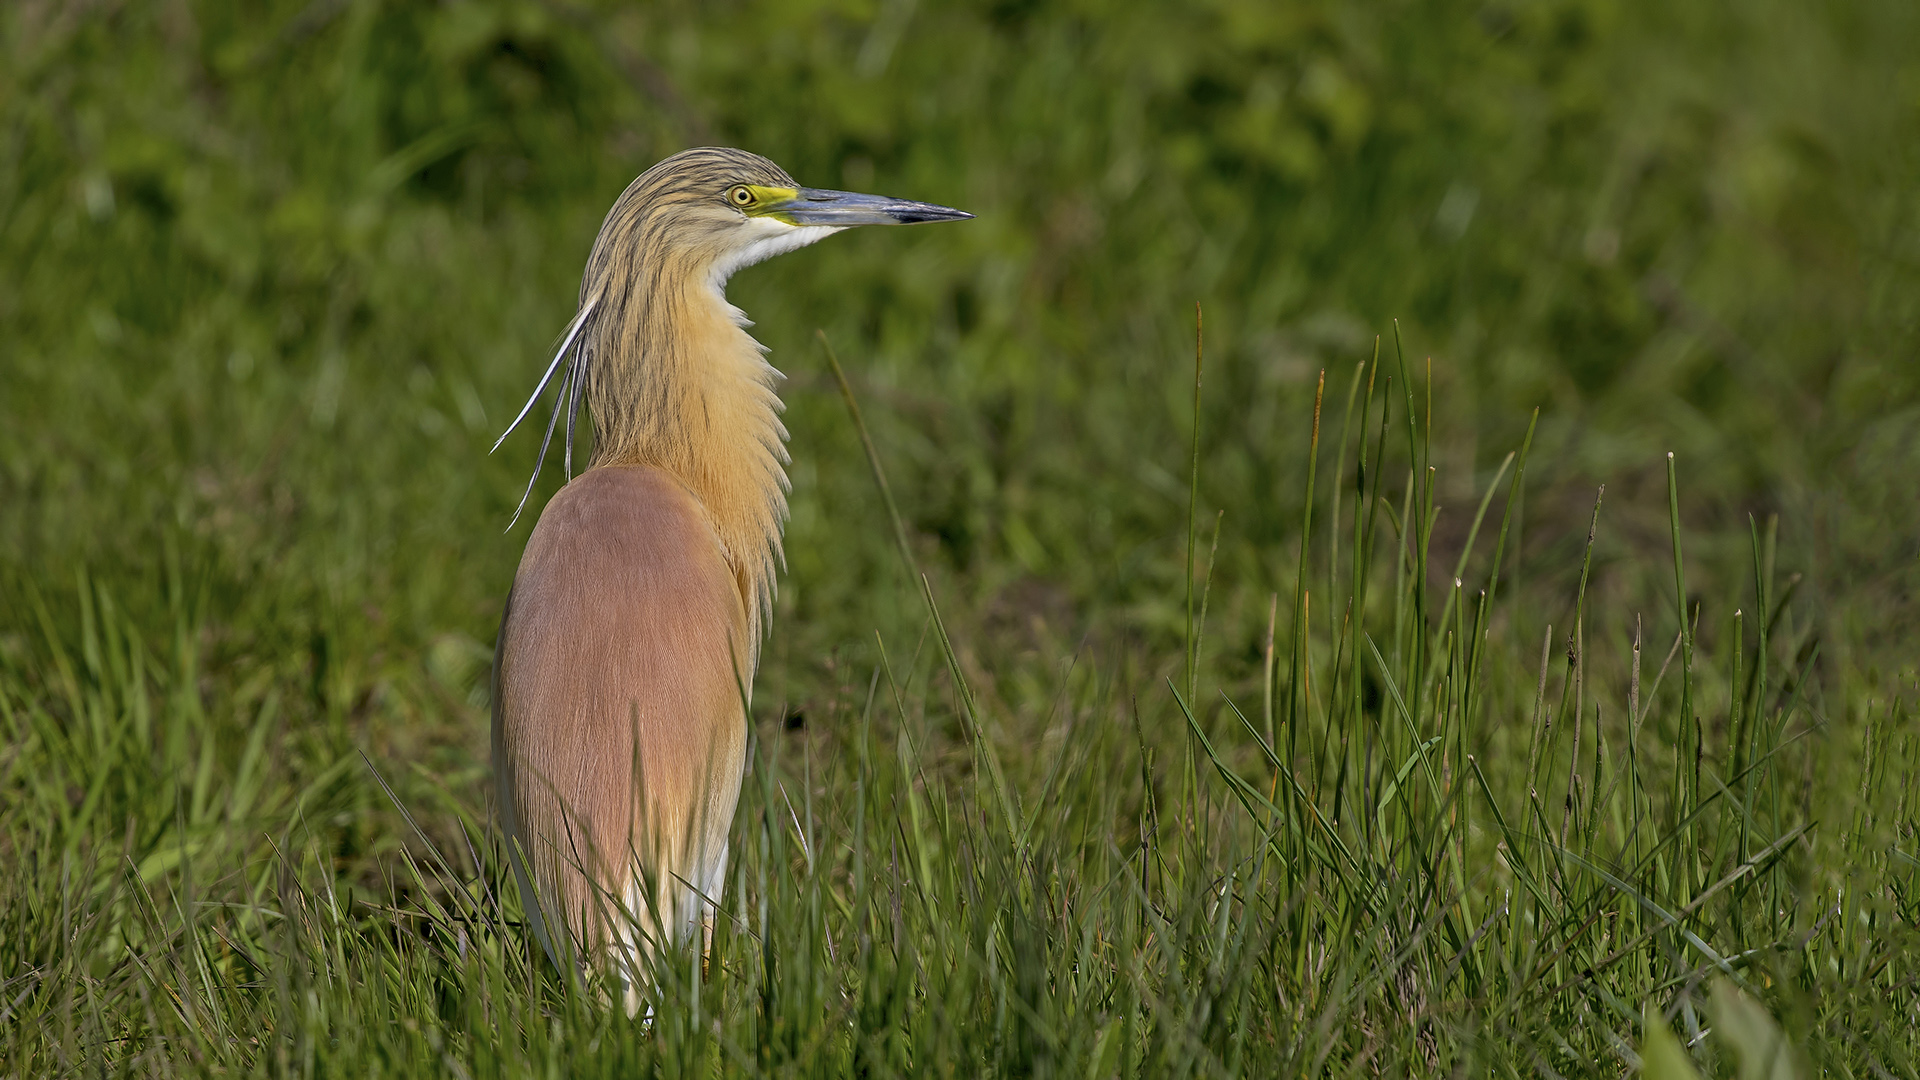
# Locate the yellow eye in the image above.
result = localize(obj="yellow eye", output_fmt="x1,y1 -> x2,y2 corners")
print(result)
728,185 -> 755,207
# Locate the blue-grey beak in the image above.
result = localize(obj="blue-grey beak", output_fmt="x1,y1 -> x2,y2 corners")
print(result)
773,188 -> 973,226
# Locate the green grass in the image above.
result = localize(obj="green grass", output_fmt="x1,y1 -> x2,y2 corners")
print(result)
3,0 -> 1919,1075
6,334 -> 1915,1075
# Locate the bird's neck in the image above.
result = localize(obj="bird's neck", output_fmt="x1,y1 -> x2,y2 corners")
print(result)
584,264 -> 788,647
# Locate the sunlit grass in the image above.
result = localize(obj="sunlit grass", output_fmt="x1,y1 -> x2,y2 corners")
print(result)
4,336 -> 1914,1074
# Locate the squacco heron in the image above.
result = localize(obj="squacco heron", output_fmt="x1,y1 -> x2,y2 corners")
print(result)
490,147 -> 968,1004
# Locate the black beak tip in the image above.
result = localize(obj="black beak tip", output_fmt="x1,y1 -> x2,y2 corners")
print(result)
898,207 -> 974,224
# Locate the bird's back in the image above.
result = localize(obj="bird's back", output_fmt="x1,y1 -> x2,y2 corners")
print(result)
492,464 -> 750,985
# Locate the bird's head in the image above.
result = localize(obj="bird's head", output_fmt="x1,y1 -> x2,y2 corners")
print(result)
585,146 -> 972,292
492,147 -> 970,525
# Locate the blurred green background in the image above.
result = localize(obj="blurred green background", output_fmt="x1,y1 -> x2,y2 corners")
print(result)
4,2 -> 1920,1071
3,0 -> 1917,765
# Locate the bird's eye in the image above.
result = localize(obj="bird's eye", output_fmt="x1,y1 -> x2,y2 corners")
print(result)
728,186 -> 755,207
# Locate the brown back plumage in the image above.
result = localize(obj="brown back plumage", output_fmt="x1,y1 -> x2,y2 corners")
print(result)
494,466 -> 748,990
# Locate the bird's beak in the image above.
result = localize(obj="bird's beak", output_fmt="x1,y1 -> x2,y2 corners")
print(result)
769,188 -> 973,226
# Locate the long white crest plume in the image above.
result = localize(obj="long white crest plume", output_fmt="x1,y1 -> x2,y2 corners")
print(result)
494,295 -> 600,530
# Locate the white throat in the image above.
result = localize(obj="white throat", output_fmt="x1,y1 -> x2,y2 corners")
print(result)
707,219 -> 847,293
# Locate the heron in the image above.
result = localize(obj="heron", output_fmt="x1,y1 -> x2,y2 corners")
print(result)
490,146 -> 969,1007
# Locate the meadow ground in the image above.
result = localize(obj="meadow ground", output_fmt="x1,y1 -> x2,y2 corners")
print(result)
3,1 -> 1918,1075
